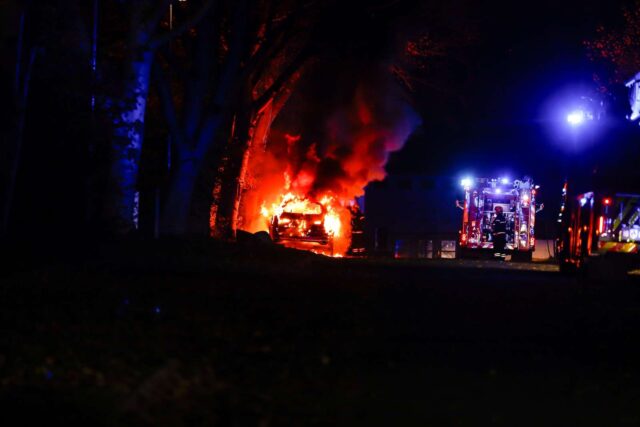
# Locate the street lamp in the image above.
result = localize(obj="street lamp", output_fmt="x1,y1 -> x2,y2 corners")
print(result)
566,110 -> 586,126
563,94 -> 604,129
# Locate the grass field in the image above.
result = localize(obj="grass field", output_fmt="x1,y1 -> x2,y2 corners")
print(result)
1,239 -> 640,425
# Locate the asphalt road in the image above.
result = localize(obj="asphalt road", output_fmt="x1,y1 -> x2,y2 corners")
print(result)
1,245 -> 639,426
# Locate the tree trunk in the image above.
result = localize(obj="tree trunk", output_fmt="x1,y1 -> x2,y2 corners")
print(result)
160,154 -> 199,236
212,98 -> 278,239
104,49 -> 153,235
233,100 -> 274,231
212,109 -> 254,240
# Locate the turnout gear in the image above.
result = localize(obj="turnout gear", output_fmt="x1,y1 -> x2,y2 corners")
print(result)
492,206 -> 507,259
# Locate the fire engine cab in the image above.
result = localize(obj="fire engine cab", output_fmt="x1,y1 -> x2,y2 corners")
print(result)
458,177 -> 539,261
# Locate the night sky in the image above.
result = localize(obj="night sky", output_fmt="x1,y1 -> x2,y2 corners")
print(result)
394,0 -> 636,176
293,1 -> 632,164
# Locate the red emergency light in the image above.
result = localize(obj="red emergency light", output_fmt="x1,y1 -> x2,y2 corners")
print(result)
603,198 -> 611,205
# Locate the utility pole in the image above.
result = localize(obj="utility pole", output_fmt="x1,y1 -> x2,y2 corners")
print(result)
155,2 -> 176,238
91,0 -> 98,113
86,0 -> 99,227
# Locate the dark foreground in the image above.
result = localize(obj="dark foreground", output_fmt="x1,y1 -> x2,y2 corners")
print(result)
1,240 -> 640,426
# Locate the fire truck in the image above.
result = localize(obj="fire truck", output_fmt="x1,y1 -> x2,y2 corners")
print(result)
458,177 -> 540,261
553,71 -> 640,276
556,181 -> 640,276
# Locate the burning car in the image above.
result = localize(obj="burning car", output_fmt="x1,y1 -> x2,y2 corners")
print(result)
267,196 -> 339,246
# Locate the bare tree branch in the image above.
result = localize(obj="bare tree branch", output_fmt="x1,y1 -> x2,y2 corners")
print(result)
21,47 -> 38,107
246,29 -> 290,88
148,0 -> 215,50
252,48 -> 312,110
184,6 -> 217,140
14,7 -> 26,98
152,62 -> 183,150
157,48 -> 189,85
143,0 -> 172,33
245,3 -> 302,72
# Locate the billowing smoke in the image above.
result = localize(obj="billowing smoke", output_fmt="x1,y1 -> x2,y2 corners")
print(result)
289,83 -> 420,199
241,68 -> 421,254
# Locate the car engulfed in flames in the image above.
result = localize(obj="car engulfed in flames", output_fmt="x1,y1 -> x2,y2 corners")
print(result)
262,194 -> 342,250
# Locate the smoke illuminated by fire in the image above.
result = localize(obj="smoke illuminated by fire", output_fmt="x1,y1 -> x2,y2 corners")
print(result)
240,73 -> 420,256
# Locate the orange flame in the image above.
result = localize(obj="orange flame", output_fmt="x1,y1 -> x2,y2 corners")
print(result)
239,73 -> 419,257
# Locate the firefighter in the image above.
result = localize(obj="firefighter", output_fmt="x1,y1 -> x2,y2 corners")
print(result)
492,205 -> 507,260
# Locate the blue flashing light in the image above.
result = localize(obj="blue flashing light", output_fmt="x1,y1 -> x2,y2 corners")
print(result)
154,306 -> 161,314
580,197 -> 587,207
567,110 -> 586,126
461,177 -> 473,188
501,178 -> 509,184
496,188 -> 502,194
